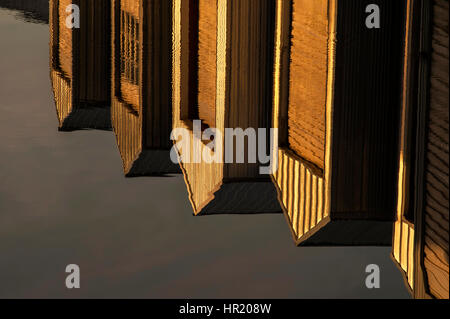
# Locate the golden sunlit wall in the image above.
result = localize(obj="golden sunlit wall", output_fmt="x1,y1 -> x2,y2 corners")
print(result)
392,0 -> 416,292
50,0 -> 111,130
50,0 -> 73,128
111,0 -> 176,176
172,0 -> 280,215
111,0 -> 143,173
393,0 -> 449,298
271,0 -> 335,244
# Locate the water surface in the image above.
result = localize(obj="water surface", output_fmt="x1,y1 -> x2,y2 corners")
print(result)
0,5 -> 410,299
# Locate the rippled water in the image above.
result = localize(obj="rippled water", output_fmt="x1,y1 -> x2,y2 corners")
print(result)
0,2 -> 410,298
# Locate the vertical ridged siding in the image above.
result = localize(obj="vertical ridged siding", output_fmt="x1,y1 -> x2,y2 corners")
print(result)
275,149 -> 326,240
111,99 -> 142,174
50,0 -> 111,130
76,0 -> 110,105
393,0 -> 449,297
176,136 -> 224,213
224,0 -> 276,180
118,5 -> 140,108
111,0 -> 142,175
392,0 -> 416,292
58,0 -> 73,78
144,0 -> 173,149
51,70 -> 73,128
393,208 -> 415,290
173,0 -> 278,214
332,0 -> 404,216
172,0 -> 224,214
50,0 -> 73,128
423,0 -> 449,299
272,0 -> 335,244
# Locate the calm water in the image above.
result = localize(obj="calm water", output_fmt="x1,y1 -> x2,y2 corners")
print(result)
0,3 -> 410,298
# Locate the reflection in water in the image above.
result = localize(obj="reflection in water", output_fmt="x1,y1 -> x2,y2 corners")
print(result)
392,0 -> 449,298
272,0 -> 406,247
8,0 -> 444,299
50,0 -> 111,131
111,0 -> 180,176
171,0 -> 282,216
0,0 -> 49,24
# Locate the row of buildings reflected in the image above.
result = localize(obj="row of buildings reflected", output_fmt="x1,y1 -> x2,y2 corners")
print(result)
8,0 -> 446,299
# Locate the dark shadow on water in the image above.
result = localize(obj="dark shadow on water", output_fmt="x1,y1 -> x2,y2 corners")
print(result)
0,0 -> 49,24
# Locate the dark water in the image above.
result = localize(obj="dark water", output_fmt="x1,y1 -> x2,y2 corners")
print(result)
0,4 -> 410,298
